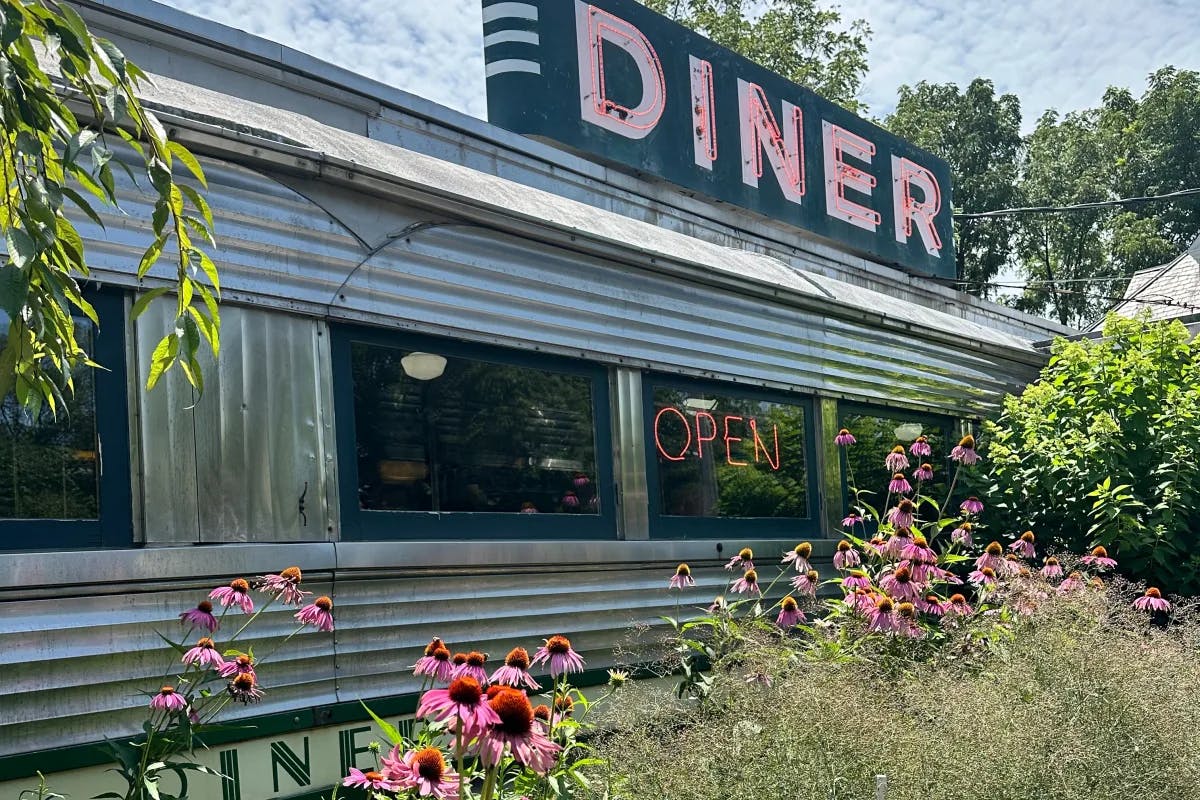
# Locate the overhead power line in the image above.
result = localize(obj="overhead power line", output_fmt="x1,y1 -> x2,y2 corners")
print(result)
953,187 -> 1200,220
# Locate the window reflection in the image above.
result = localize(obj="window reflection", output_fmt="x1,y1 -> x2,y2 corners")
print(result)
351,342 -> 600,514
0,319 -> 100,520
652,387 -> 809,518
840,410 -> 949,508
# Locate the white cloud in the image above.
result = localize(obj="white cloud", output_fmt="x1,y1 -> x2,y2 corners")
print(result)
158,0 -> 1200,132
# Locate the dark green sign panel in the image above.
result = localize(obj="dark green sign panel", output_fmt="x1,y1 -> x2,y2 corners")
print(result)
482,0 -> 956,278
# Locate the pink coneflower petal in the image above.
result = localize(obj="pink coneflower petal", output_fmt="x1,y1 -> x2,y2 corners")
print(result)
668,563 -> 695,589
724,548 -> 754,572
884,446 -> 910,473
417,677 -> 500,739
960,496 -> 984,515
182,637 -> 225,670
1040,557 -> 1063,579
490,647 -> 541,691
385,746 -> 461,800
218,654 -> 255,679
295,596 -> 334,632
730,569 -> 762,596
255,566 -> 311,606
834,429 -> 856,446
913,463 -> 934,481
833,541 -> 861,570
1081,546 -> 1118,570
1134,587 -> 1172,613
889,473 -> 913,494
209,579 -> 254,614
343,767 -> 398,792
951,522 -> 974,547
414,646 -> 455,682
950,435 -> 980,465
478,690 -> 561,775
841,513 -> 862,529
782,542 -> 813,572
150,686 -> 187,713
530,635 -> 586,678
179,600 -> 219,633
909,436 -> 932,457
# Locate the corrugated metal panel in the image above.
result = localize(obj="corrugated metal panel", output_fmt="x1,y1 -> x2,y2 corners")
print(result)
0,540 -> 819,757
73,152 -> 1034,417
134,303 -> 336,543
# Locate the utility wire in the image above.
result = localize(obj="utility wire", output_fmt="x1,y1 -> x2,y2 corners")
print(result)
953,186 -> 1200,220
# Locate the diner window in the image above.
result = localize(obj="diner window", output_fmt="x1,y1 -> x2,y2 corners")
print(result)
645,379 -> 817,538
839,405 -> 955,516
333,329 -> 615,539
0,291 -> 132,549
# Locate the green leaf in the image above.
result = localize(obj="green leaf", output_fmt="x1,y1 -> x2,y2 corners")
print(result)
167,141 -> 207,189
361,701 -> 406,746
131,287 -> 170,320
0,340 -> 18,402
146,332 -> 179,390
138,234 -> 167,278
179,183 -> 214,231
1,4 -> 23,49
5,228 -> 37,269
94,37 -> 127,81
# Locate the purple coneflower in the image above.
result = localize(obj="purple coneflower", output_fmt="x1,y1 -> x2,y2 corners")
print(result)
901,533 -> 937,565
417,676 -> 500,738
531,635 -> 586,677
975,542 -> 1006,572
725,547 -> 754,572
790,569 -> 820,598
834,540 -> 860,570
478,689 -> 561,775
532,702 -> 552,729
383,746 -> 460,800
775,596 -> 805,628
179,600 -> 219,633
849,588 -> 877,614
950,521 -> 974,547
866,535 -> 886,557
880,565 -> 922,602
209,578 -> 254,614
490,647 -> 540,690
414,645 -> 455,682
561,491 -> 580,509
182,637 -> 225,670
881,526 -> 914,560
834,428 -> 856,446
520,502 -> 538,514
960,496 -> 984,515
884,445 -> 910,473
255,566 -> 310,606
889,473 -> 913,494
668,563 -> 695,589
1081,545 -> 1118,570
150,686 -> 187,713
896,602 -> 924,638
573,473 -> 590,489
942,593 -> 974,620
917,593 -> 945,616
909,435 -> 932,457
867,596 -> 899,633
968,566 -> 998,589
218,653 -> 255,678
950,434 -> 980,465
782,541 -> 813,572
887,499 -> 916,530
343,768 -> 398,792
453,651 -> 489,685
913,463 -> 934,482
707,596 -> 727,614
841,513 -> 863,529
1009,531 -> 1036,559
295,596 -> 334,632
731,568 -> 762,596
1040,556 -> 1063,579
842,570 -> 872,592
1057,571 -> 1085,594
227,672 -> 264,704
1134,587 -> 1172,613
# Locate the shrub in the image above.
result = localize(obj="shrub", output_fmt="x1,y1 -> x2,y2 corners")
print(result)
983,313 -> 1200,592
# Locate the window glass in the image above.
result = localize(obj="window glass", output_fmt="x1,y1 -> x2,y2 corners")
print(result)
652,386 -> 809,518
0,318 -> 100,520
351,343 -> 600,515
839,410 -> 950,508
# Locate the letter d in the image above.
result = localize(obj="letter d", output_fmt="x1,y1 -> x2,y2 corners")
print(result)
575,1 -> 666,139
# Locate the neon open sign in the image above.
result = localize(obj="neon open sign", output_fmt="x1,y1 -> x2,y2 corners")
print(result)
481,0 -> 955,278
654,406 -> 781,470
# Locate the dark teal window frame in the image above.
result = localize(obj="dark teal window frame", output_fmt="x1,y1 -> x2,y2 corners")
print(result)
331,325 -> 618,541
837,401 -> 957,520
642,374 -> 821,539
0,289 -> 133,550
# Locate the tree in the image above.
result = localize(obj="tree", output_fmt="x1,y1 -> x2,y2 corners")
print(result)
886,79 -> 1023,295
641,0 -> 871,112
983,314 -> 1200,593
1012,109 -> 1121,327
1,0 -> 219,414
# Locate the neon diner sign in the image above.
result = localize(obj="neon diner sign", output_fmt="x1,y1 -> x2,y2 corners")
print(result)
481,0 -> 955,279
654,405 -> 781,470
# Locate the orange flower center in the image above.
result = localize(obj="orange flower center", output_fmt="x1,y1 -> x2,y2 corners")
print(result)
433,647 -> 451,662
781,596 -> 798,612
898,499 -> 914,513
981,567 -> 996,578
898,602 -> 916,618
949,594 -> 966,604
490,689 -> 535,736
838,428 -> 850,436
230,578 -> 249,593
413,748 -> 445,782
545,635 -> 572,655
424,637 -> 445,657
893,566 -> 911,582
452,653 -> 469,666
986,542 -> 1003,556
505,647 -> 530,670
533,704 -> 551,721
448,677 -> 483,706
676,563 -> 691,577
794,542 -> 812,558
876,597 -> 894,612
197,600 -> 213,614
364,771 -> 385,784
1045,557 -> 1059,566
280,566 -> 302,583
805,569 -> 819,582
959,435 -> 975,449
920,463 -> 933,472
743,570 -> 758,585
912,533 -> 928,547
1146,587 -> 1163,598
1092,546 -> 1109,558
891,445 -> 904,454
959,522 -> 973,531
1068,571 -> 1082,580
466,651 -> 486,668
197,637 -> 214,649
554,695 -> 574,713
1020,531 -> 1035,543
836,540 -> 852,552
236,655 -> 252,667
232,673 -> 255,690
159,686 -> 175,695
892,472 -> 905,481
314,596 -> 332,612
738,548 -> 754,561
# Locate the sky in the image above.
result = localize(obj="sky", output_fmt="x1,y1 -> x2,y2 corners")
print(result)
159,0 -> 1200,131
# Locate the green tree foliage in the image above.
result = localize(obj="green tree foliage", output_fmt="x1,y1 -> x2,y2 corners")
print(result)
0,0 -> 219,414
641,0 -> 871,112
886,79 -> 1022,296
1013,109 -> 1119,326
983,314 -> 1200,592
